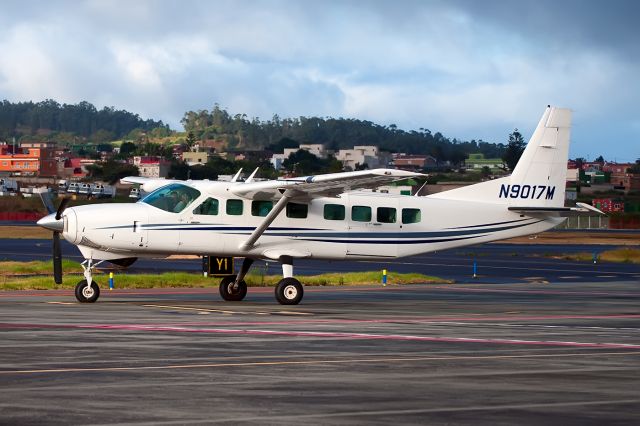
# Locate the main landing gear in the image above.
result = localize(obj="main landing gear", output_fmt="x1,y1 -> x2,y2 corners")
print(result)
75,259 -> 103,303
218,256 -> 304,305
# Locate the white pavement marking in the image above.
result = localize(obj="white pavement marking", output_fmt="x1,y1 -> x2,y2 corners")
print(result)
2,351 -> 640,376
91,399 -> 640,425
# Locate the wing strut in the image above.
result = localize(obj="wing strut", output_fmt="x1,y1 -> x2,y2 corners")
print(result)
239,190 -> 294,251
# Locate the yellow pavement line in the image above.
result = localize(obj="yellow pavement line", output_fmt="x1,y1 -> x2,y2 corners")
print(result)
1,351 -> 638,375
142,304 -> 311,316
142,304 -> 238,315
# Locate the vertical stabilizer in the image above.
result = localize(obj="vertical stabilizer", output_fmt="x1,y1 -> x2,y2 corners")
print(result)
508,106 -> 571,207
427,106 -> 572,207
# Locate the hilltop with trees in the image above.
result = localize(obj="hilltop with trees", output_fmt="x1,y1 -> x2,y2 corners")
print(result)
1,99 -> 511,168
180,104 -> 506,164
0,99 -> 169,143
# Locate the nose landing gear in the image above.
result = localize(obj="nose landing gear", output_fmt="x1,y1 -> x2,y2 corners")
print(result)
75,259 -> 104,303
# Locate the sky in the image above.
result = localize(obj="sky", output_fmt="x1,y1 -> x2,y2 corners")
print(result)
0,0 -> 638,161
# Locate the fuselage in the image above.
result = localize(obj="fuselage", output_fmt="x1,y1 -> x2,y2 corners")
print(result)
59,180 -> 563,262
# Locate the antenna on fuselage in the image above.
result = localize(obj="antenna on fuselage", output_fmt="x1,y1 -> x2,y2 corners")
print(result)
231,168 -> 243,182
245,167 -> 259,183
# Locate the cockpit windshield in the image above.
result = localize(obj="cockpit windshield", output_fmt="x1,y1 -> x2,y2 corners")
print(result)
141,183 -> 201,213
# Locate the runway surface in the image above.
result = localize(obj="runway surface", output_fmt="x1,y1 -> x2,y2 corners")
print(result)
2,238 -> 640,284
1,282 -> 639,424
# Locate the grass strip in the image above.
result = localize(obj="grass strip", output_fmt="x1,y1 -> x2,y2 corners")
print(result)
0,265 -> 450,291
0,226 -> 51,239
559,247 -> 640,264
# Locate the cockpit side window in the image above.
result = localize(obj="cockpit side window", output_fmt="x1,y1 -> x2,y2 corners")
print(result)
193,198 -> 219,215
141,183 -> 201,213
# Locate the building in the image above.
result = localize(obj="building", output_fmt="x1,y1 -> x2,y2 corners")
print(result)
0,142 -> 57,176
614,173 -> 640,192
280,144 -> 329,160
270,153 -> 287,170
336,146 -> 384,170
182,151 -> 210,166
464,153 -> 504,171
592,198 -> 625,213
601,162 -> 638,191
602,162 -> 635,174
133,156 -> 170,178
391,154 -> 437,171
61,157 -> 97,178
566,168 -> 579,182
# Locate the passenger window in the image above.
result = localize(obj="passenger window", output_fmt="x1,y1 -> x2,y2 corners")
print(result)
402,208 -> 421,224
226,199 -> 244,215
323,204 -> 345,220
193,198 -> 219,215
286,202 -> 308,219
251,200 -> 273,217
377,207 -> 396,223
351,205 -> 372,222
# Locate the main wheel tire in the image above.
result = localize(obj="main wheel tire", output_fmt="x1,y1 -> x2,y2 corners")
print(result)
275,278 -> 303,305
75,280 -> 100,303
219,275 -> 247,301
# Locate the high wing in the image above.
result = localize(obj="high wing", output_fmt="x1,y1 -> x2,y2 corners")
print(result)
231,168 -> 425,200
120,176 -> 179,193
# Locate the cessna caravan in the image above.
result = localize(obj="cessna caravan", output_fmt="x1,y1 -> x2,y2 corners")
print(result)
37,106 -> 599,304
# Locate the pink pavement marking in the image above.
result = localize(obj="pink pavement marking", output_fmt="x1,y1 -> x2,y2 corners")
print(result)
78,324 -> 640,349
1,284 -> 638,298
1,321 -> 639,350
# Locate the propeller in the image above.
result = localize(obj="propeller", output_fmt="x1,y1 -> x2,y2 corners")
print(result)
38,194 -> 69,284
52,198 -> 69,284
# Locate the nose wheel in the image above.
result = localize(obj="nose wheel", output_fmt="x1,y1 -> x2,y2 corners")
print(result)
75,280 -> 100,303
75,258 -> 103,303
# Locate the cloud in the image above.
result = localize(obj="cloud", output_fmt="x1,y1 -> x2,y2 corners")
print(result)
0,0 -> 637,160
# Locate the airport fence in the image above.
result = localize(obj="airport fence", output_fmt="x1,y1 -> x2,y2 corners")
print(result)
556,215 -> 609,230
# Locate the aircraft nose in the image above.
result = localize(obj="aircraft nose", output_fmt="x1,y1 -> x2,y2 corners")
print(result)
37,213 -> 64,232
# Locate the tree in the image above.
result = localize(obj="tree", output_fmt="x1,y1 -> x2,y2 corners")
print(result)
96,143 -> 113,153
595,155 -> 605,163
266,137 -> 299,153
119,141 -> 136,156
628,159 -> 640,174
168,161 -> 190,180
86,160 -> 138,184
282,149 -> 321,175
481,166 -> 492,178
502,129 -> 525,171
185,131 -> 196,149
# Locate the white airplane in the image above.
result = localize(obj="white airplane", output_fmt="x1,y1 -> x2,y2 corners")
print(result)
37,106 -> 600,305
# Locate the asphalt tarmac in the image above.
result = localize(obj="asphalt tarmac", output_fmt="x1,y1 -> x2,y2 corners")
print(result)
1,282 -> 639,425
2,238 -> 640,284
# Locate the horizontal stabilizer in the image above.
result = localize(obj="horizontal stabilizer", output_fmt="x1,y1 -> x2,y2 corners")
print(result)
508,202 -> 604,217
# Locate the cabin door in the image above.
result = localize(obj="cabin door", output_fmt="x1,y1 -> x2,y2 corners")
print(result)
347,197 -> 399,258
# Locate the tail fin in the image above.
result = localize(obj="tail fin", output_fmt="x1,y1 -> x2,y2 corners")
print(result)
428,106 -> 572,206
508,106 -> 571,207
